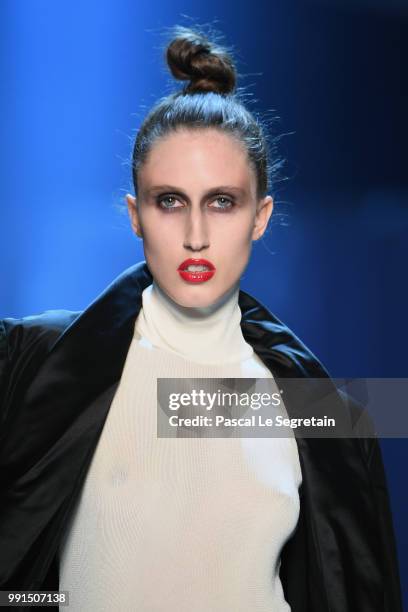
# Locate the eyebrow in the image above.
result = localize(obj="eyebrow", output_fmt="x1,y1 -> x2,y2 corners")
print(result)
142,184 -> 248,199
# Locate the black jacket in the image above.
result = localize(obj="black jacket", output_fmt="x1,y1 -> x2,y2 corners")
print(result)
0,261 -> 403,611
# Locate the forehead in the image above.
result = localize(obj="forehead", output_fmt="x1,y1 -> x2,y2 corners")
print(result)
138,128 -> 256,194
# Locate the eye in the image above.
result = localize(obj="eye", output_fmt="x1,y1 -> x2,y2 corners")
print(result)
155,194 -> 236,213
156,195 -> 184,212
210,196 -> 235,212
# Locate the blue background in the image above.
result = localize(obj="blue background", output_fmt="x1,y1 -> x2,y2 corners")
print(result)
1,0 -> 407,603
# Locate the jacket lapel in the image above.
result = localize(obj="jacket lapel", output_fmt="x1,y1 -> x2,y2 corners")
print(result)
1,261 -> 384,611
1,263 -> 153,589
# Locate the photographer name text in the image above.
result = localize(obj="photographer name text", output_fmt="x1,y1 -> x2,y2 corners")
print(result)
168,415 -> 336,428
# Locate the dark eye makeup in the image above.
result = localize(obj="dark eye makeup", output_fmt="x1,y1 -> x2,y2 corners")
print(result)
155,194 -> 236,214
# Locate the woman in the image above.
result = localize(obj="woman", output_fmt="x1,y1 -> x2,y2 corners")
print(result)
0,27 -> 402,611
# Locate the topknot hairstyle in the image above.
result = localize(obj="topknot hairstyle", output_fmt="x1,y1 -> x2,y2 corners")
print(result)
132,25 -> 282,200
166,28 -> 236,95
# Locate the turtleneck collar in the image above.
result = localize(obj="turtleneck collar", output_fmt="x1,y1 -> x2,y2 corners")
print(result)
134,280 -> 254,365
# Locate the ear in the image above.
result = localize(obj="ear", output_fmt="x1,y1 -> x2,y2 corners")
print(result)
126,193 -> 143,238
252,195 -> 274,241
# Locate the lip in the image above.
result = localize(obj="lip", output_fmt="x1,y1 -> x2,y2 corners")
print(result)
177,258 -> 216,284
177,258 -> 216,271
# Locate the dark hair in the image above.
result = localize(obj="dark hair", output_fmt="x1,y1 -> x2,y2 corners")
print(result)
131,25 -> 282,200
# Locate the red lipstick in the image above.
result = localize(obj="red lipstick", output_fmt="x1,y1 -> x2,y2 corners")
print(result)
177,258 -> 216,283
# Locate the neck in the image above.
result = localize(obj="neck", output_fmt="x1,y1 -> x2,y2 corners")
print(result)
134,280 -> 254,365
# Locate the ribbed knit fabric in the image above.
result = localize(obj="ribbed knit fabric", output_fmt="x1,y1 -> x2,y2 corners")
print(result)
58,281 -> 302,611
135,280 -> 254,365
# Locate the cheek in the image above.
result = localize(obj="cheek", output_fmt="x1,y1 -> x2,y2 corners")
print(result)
141,209 -> 255,265
213,218 -> 254,277
141,217 -> 181,257
213,213 -> 254,250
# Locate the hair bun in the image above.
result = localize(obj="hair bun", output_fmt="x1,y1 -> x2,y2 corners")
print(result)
166,26 -> 236,95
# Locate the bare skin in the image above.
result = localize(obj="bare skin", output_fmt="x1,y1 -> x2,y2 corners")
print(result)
126,127 -> 273,308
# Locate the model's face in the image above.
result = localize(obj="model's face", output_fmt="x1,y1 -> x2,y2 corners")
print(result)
126,128 -> 273,308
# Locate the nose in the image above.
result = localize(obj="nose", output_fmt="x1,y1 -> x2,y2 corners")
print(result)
183,206 -> 210,252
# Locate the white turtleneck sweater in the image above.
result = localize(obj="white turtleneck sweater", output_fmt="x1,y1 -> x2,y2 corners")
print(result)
58,280 -> 302,611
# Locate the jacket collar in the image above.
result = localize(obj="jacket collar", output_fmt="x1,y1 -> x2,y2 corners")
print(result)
52,259 -> 332,383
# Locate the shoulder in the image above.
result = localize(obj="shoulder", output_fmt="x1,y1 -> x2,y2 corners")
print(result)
0,309 -> 81,376
238,288 -> 330,379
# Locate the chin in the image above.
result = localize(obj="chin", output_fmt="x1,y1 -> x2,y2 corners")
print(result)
173,286 -> 219,308
172,286 -> 219,308
152,267 -> 237,309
